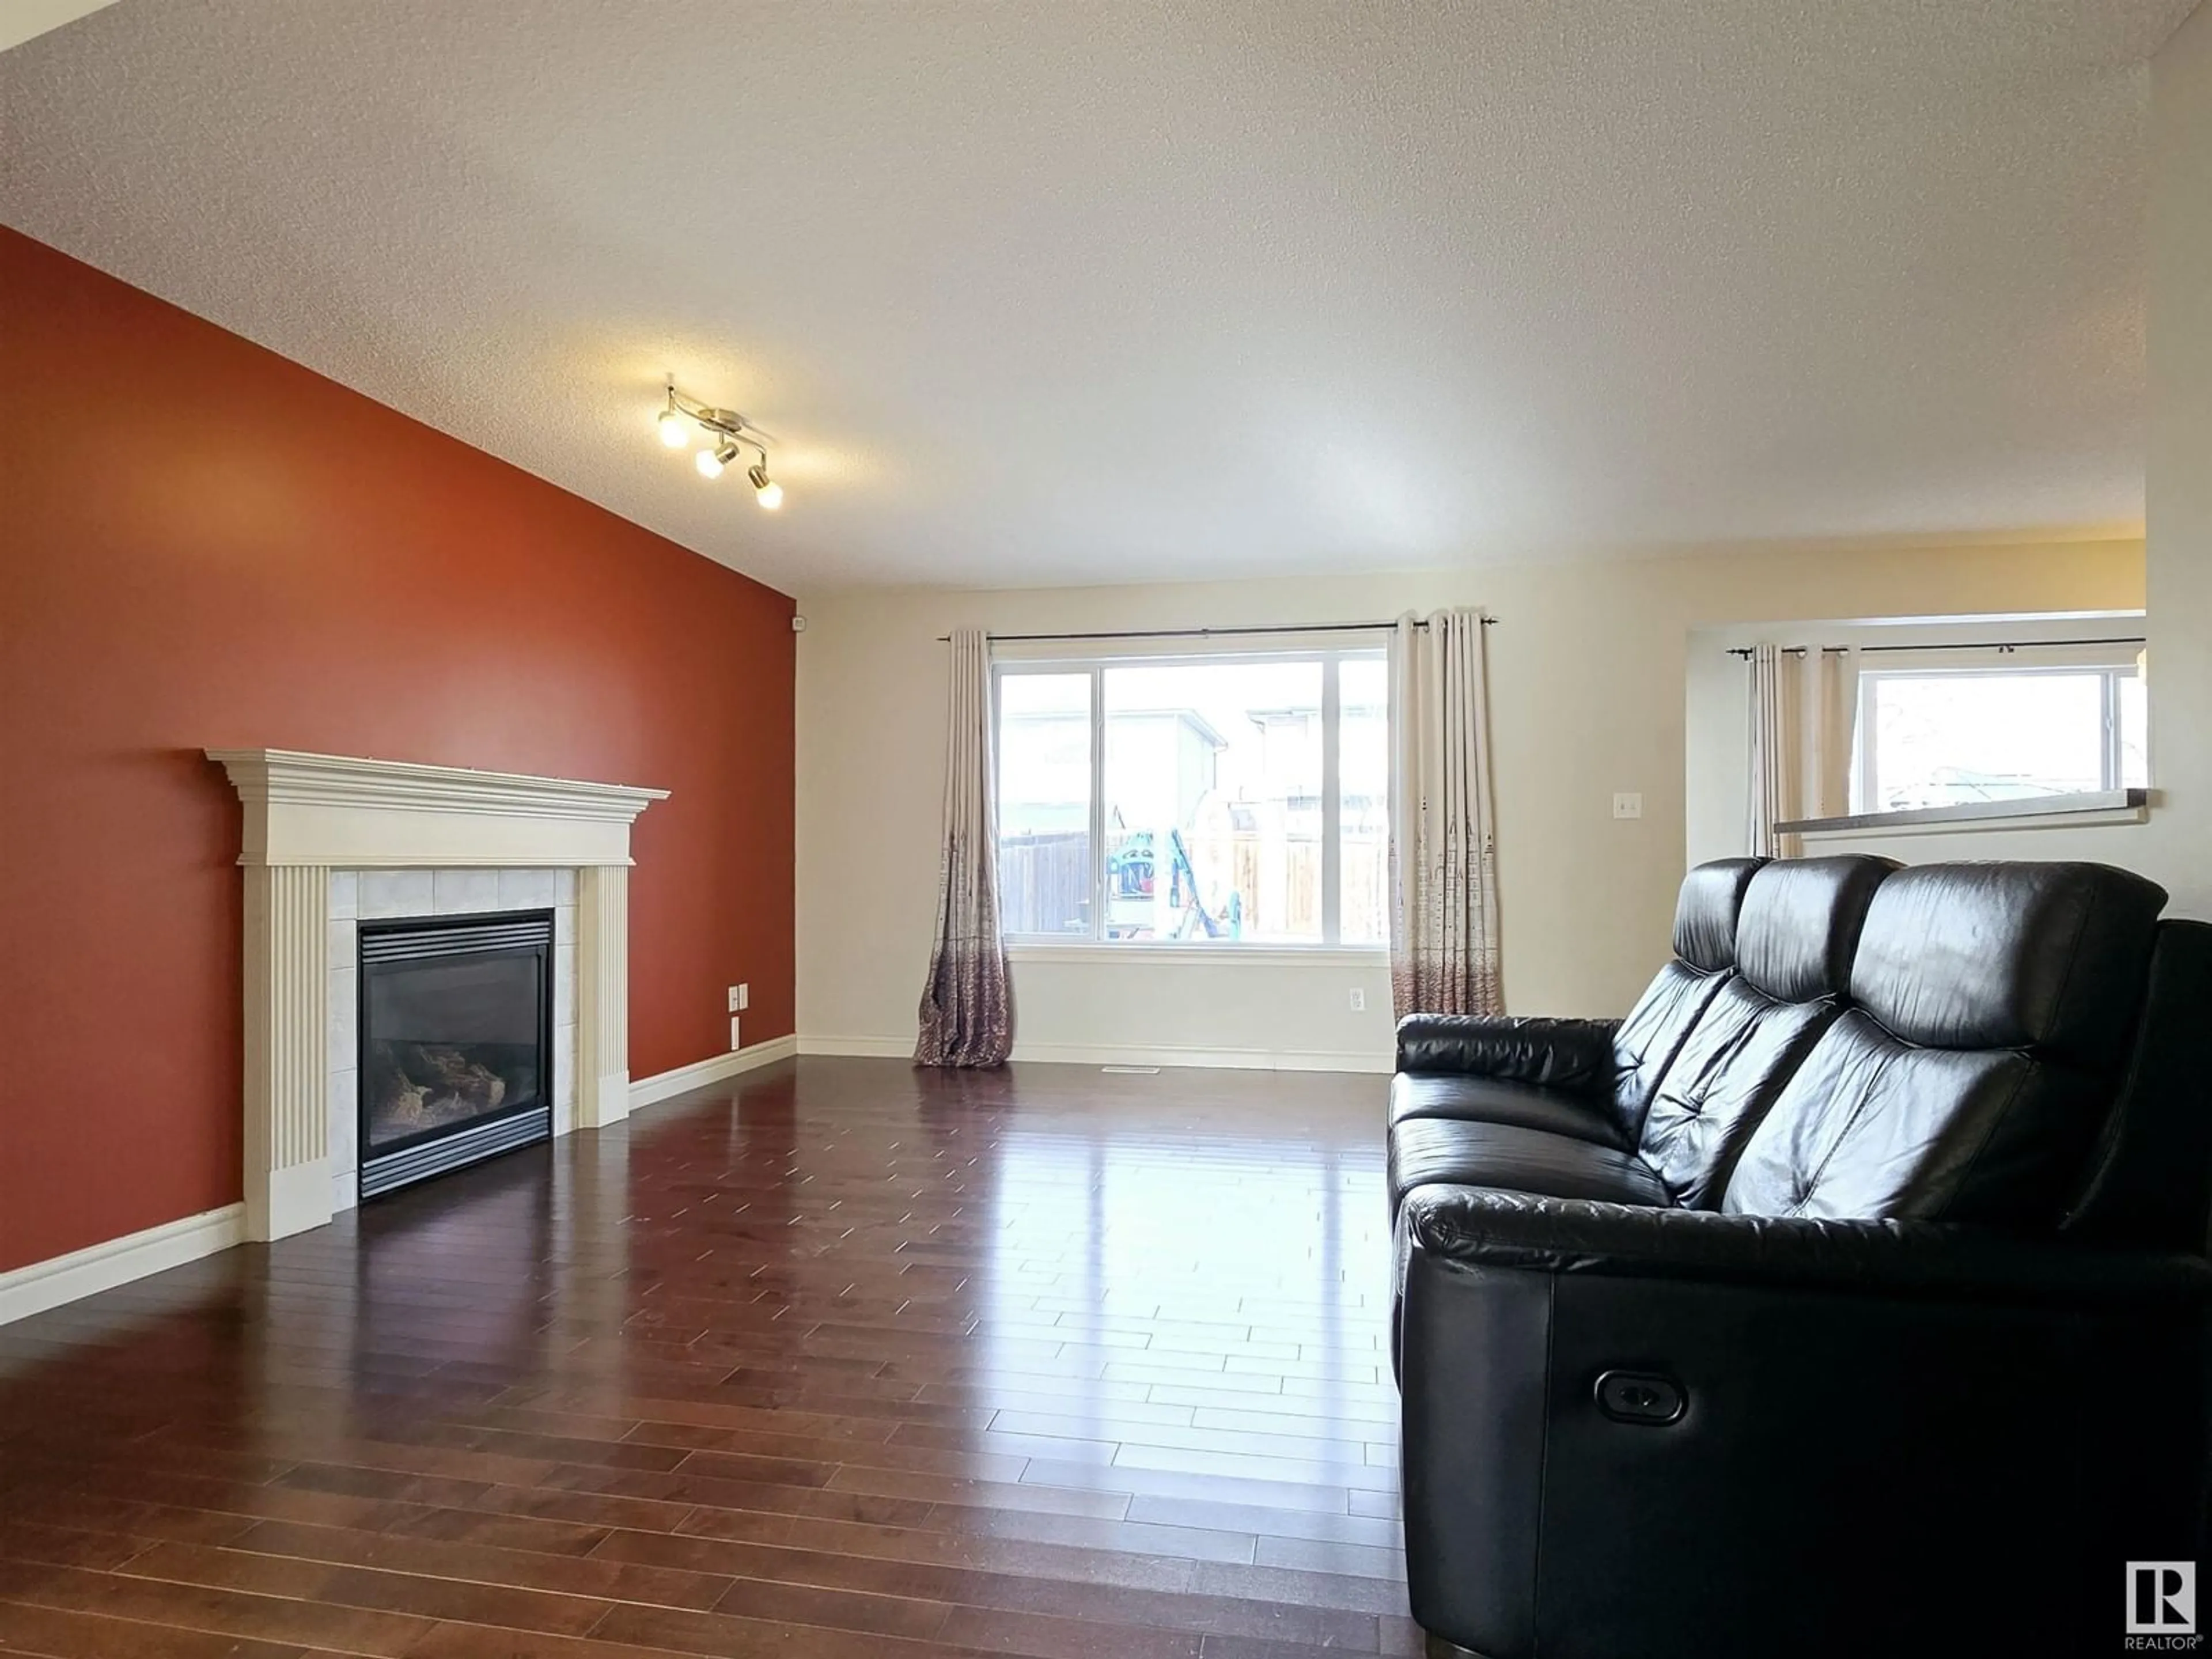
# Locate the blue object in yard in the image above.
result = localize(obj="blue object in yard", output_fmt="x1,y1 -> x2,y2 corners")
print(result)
1105,828 -> 1240,939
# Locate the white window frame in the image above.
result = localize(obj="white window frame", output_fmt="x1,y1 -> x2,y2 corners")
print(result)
993,647 -> 1387,952
1853,652 -> 2146,815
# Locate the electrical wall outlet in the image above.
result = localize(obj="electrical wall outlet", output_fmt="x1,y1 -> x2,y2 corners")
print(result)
729,1016 -> 741,1051
1349,987 -> 1366,1012
1612,791 -> 1644,820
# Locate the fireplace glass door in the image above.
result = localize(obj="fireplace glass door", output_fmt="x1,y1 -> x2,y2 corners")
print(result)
358,910 -> 554,1198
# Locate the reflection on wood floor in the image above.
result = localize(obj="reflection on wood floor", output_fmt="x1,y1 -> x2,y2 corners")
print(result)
0,1056 -> 1419,1658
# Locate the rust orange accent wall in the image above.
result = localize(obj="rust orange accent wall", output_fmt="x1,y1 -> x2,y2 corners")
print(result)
0,228 -> 796,1272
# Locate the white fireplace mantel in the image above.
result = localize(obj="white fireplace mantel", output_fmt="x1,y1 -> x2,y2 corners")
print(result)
207,748 -> 668,869
206,749 -> 668,1243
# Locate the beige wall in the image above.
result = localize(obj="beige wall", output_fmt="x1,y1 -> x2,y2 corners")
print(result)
794,10 -> 2211,1067
796,539 -> 2142,1063
2145,6 -> 2212,921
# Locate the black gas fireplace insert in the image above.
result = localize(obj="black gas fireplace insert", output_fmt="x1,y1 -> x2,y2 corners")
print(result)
357,908 -> 554,1199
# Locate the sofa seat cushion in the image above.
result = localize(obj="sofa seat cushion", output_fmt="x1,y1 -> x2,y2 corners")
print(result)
1389,1118 -> 1675,1211
1389,1072 -> 1627,1147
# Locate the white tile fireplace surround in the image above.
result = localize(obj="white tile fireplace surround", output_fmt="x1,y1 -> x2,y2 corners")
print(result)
207,749 -> 668,1243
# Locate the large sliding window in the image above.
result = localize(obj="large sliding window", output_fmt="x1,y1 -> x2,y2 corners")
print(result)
996,650 -> 1388,946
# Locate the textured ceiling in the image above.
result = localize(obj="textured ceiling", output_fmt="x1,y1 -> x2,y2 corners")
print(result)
1,2 -> 2196,592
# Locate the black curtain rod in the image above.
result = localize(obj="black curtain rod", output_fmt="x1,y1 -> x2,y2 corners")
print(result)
1728,635 -> 2144,659
937,618 -> 1497,644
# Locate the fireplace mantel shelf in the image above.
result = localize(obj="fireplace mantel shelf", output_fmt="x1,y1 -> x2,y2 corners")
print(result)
206,748 -> 669,868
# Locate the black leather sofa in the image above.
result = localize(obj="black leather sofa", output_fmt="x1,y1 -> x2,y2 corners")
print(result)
1390,857 -> 2212,1659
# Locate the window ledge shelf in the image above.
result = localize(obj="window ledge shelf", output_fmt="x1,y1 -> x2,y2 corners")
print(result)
1005,942 -> 1389,968
1778,789 -> 2150,840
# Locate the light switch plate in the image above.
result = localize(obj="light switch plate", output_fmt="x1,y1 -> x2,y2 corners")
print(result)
1613,792 -> 1644,820
727,986 -> 743,1013
737,983 -> 749,1011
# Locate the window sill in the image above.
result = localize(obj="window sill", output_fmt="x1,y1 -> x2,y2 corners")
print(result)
1778,789 -> 2150,840
1005,942 -> 1389,968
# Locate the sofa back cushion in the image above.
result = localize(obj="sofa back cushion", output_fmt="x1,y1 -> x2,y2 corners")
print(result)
1732,856 -> 1897,1004
1605,857 -> 1764,1139
1637,857 -> 1895,1206
1722,862 -> 2166,1225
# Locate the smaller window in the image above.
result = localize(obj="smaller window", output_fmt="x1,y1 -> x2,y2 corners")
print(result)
1854,661 -> 2147,814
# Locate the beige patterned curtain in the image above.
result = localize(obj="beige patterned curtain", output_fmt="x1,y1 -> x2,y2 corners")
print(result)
1747,643 -> 1805,858
1389,610 -> 1503,1020
915,628 -> 1014,1066
1813,645 -> 1859,817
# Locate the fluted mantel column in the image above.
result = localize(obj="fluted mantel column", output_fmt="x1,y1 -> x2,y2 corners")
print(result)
243,864 -> 332,1241
575,865 -> 631,1128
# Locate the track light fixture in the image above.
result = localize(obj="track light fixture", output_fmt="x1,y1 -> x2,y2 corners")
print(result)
653,379 -> 784,507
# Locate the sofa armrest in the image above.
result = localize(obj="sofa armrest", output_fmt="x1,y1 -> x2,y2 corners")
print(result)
1395,1014 -> 1620,1092
1400,1185 -> 2212,1307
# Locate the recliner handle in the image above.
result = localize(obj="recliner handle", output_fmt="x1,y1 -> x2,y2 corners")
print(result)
1593,1368 -> 1686,1425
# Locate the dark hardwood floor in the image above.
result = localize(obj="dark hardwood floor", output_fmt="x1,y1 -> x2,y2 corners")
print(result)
0,1056 -> 1419,1658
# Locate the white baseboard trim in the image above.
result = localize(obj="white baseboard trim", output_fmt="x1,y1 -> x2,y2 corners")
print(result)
630,1033 -> 799,1109
796,1033 -> 1390,1074
798,1035 -> 912,1059
1016,1040 -> 1392,1073
0,1203 -> 247,1327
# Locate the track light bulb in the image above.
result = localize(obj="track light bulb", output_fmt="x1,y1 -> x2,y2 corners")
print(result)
748,463 -> 783,509
698,440 -> 740,479
658,406 -> 691,448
